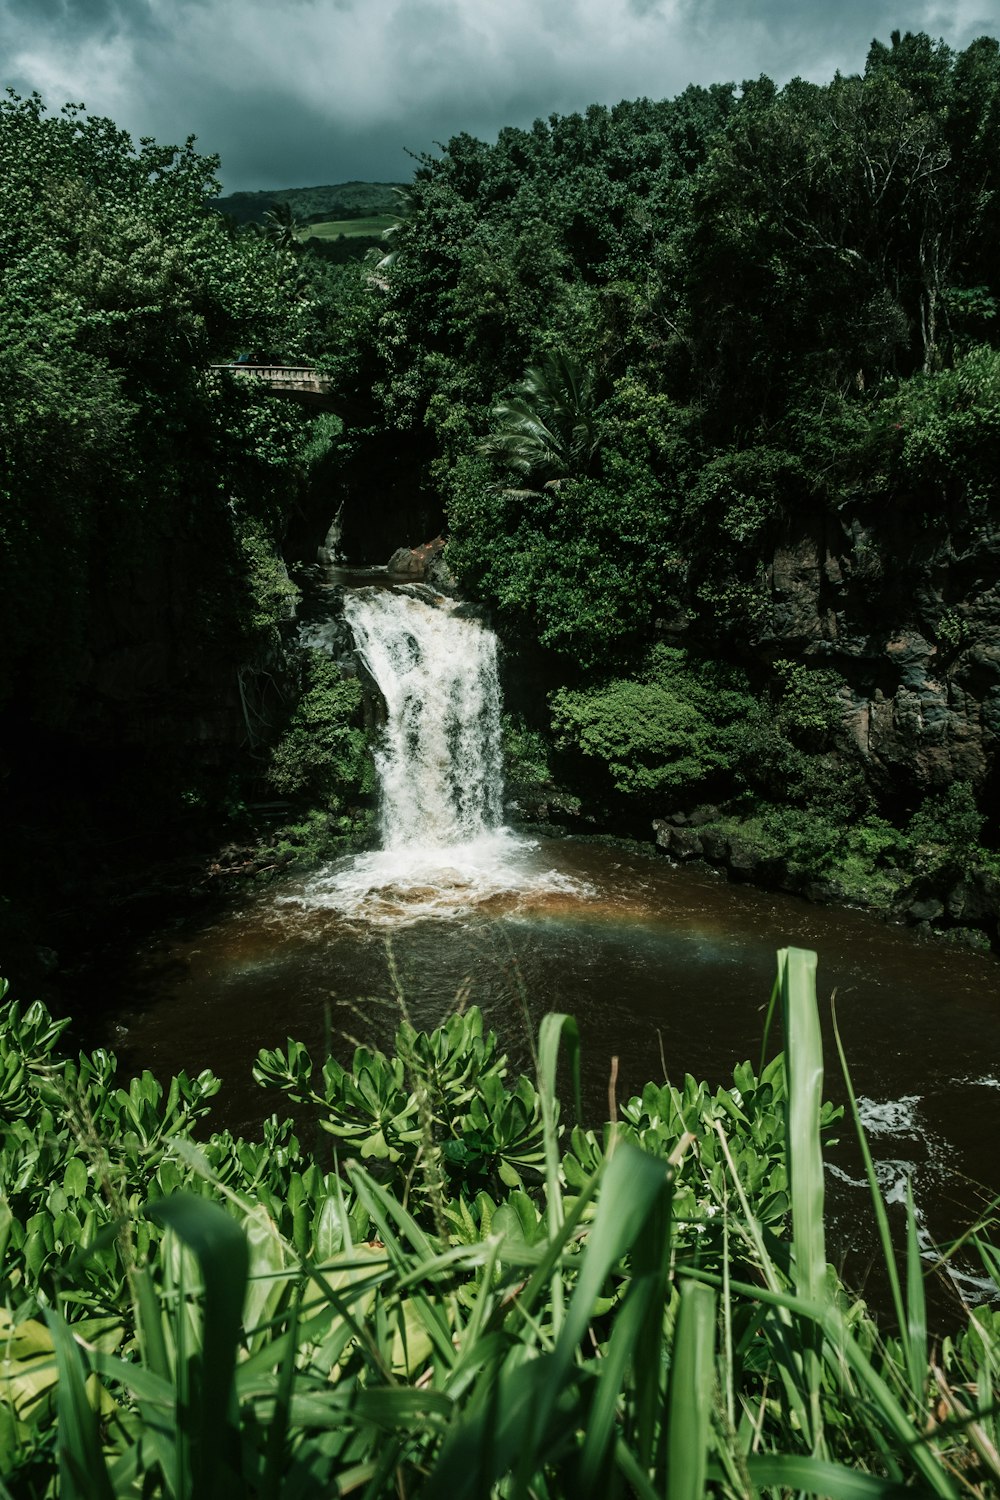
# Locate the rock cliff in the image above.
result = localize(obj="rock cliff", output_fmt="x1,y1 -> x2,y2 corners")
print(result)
731,505 -> 1000,811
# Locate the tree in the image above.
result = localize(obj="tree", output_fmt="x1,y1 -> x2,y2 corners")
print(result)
262,198 -> 301,252
477,350 -> 600,485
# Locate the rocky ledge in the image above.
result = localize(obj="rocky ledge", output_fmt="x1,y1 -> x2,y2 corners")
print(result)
653,813 -> 1000,951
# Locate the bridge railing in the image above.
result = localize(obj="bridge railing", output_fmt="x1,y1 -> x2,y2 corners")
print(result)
208,363 -> 332,394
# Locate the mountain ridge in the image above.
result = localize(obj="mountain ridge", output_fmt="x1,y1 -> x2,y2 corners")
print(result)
212,179 -> 406,226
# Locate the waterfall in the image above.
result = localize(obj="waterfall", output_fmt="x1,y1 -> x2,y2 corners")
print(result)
295,585 -> 586,925
343,589 -> 504,848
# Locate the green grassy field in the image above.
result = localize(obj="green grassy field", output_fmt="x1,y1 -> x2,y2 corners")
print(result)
301,214 -> 396,240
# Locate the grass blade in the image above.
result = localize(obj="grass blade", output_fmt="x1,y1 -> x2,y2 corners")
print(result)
151,1193 -> 249,1500
425,1142 -> 671,1500
43,1309 -> 115,1500
537,1015 -> 580,1220
665,1280 -> 716,1500
832,1003 -> 908,1346
905,1177 -> 928,1409
132,1264 -> 170,1381
513,1143 -> 672,1496
686,1266 -> 960,1499
577,1162 -> 673,1491
779,946 -> 827,1455
758,965 -> 781,1078
537,1012 -> 581,1334
259,1280 -> 301,1500
779,948 -> 826,1307
748,1453 -> 915,1497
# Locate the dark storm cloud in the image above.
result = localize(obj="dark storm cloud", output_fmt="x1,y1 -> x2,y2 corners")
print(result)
1,0 -> 997,191
677,0 -> 998,81
5,0 -> 133,23
3,0 -> 165,44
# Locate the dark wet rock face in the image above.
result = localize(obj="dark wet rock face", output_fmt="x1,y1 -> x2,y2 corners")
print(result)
737,511 -> 1000,802
642,507 -> 1000,946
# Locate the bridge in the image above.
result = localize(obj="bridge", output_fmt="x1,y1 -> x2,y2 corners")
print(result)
208,363 -> 333,399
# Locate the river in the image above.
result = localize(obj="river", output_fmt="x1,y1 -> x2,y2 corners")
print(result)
93,579 -> 1000,1318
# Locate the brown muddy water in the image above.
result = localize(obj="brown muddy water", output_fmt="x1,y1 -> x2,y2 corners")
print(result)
95,833 -> 1000,1319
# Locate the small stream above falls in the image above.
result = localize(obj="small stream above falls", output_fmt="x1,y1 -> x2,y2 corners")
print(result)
93,578 -> 1000,1318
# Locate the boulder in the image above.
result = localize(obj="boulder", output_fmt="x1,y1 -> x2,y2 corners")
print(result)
387,536 -> 450,585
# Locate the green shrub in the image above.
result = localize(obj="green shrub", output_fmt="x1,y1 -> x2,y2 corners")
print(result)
236,518 -> 299,644
550,645 -> 764,801
772,658 -> 845,747
888,344 -> 1000,514
446,386 -> 693,669
551,675 -> 721,796
255,1007 -> 549,1205
684,445 -> 802,542
684,447 -> 805,639
908,779 -> 985,862
267,650 -> 373,812
267,806 -> 373,867
501,715 -> 551,786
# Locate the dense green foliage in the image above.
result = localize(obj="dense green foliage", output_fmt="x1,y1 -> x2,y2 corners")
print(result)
324,33 -> 1000,576
264,649 -> 375,856
0,92 -> 368,964
550,646 -> 754,799
7,32 -> 1000,938
1,955 -> 998,1495
296,29 -> 1000,886
5,48 -> 1000,1490
267,652 -> 369,806
0,90 -> 330,736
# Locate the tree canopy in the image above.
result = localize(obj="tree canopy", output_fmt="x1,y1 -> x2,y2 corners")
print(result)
0,90 -> 322,732
314,31 -> 1000,673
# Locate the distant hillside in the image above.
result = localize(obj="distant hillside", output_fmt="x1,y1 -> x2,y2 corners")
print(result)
213,180 -> 407,227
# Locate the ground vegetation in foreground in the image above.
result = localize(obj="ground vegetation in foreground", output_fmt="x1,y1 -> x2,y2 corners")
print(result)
0,953 -> 997,1496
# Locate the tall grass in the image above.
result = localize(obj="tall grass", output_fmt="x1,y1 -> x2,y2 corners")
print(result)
1,950 -> 998,1496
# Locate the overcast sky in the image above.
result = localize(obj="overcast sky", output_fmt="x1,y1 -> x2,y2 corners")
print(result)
2,0 -> 997,194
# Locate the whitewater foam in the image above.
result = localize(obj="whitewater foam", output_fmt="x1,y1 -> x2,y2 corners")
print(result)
294,830 -> 588,925
294,587 -> 592,924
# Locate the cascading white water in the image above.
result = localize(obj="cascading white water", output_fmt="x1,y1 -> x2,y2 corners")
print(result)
344,589 -> 505,847
295,586 -> 585,924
